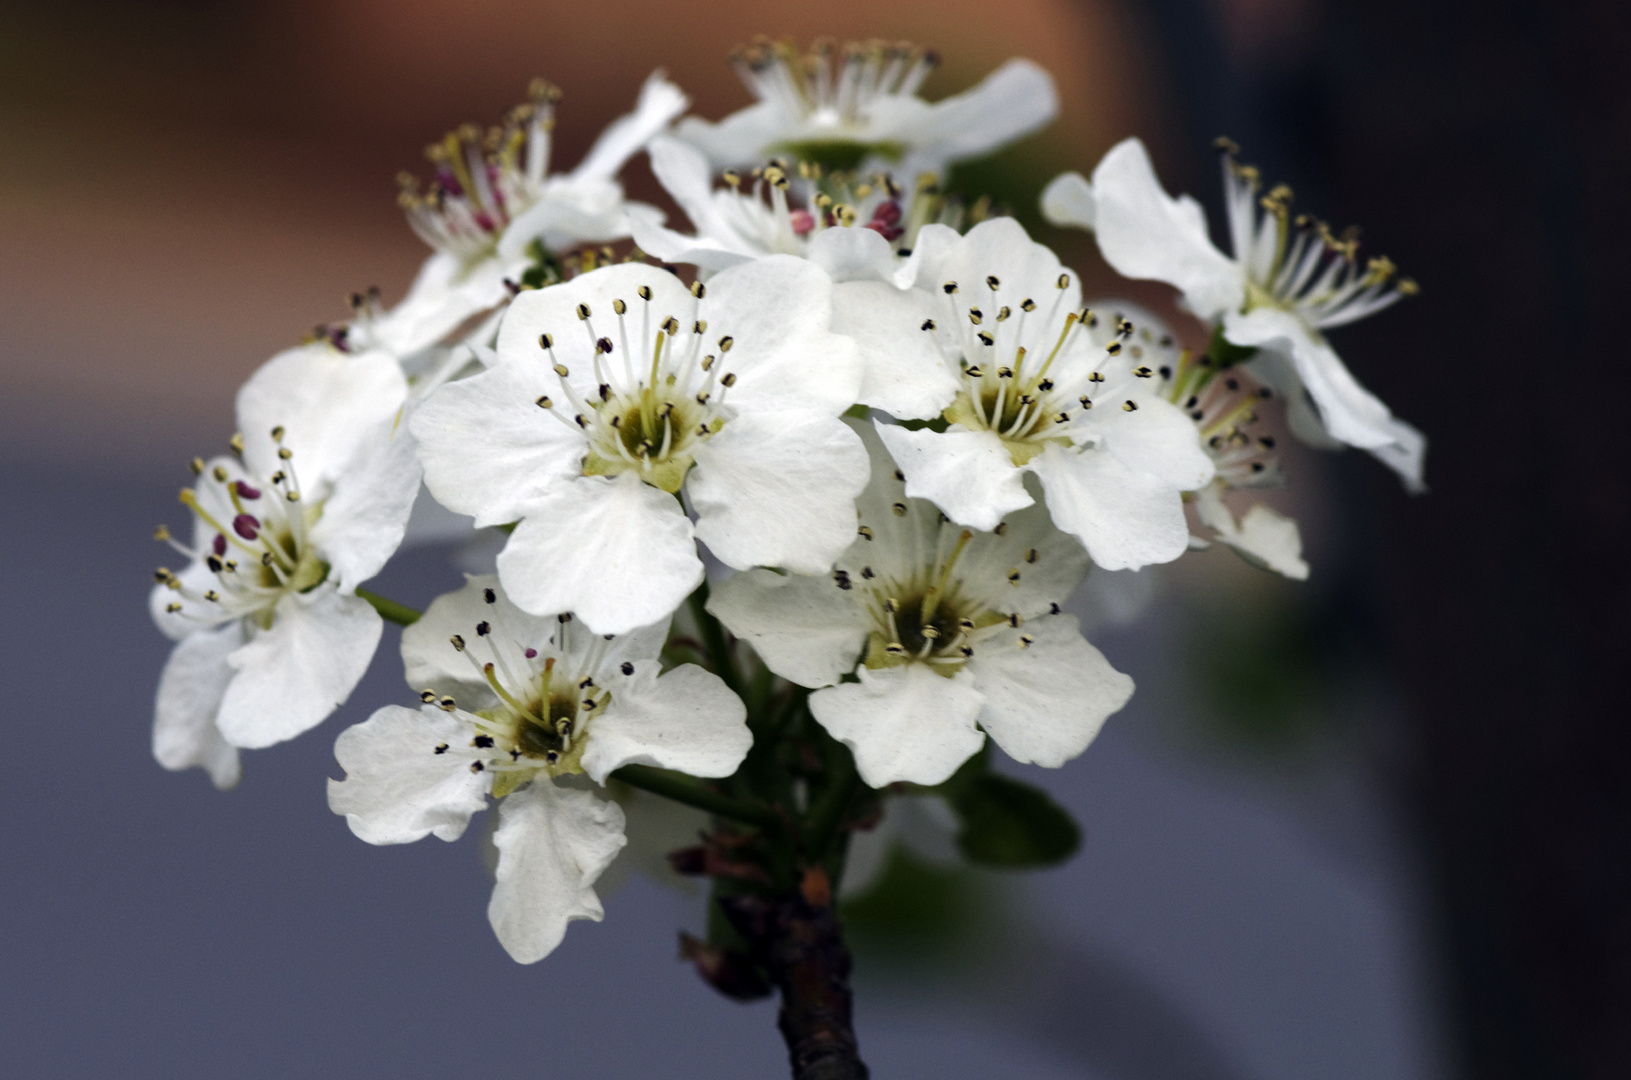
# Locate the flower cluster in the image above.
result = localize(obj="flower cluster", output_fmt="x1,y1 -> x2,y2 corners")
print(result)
147,40 -> 1421,968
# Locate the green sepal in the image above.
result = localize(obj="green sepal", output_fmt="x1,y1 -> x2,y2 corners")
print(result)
942,764 -> 1080,868
1206,323 -> 1260,370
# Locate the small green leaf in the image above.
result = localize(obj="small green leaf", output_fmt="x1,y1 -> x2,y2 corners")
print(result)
946,773 -> 1080,867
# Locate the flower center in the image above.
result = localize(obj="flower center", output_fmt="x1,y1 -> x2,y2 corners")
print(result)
933,273 -> 1145,466
534,284 -> 740,493
732,37 -> 938,143
155,430 -> 328,630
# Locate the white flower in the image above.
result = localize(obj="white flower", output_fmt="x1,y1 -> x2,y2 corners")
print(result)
677,39 -> 1057,183
875,217 -> 1215,570
708,423 -> 1133,788
326,575 -> 748,963
149,344 -> 422,777
1092,299 -> 1309,580
411,258 -> 869,634
356,73 -> 687,360
1042,138 -> 1425,490
632,135 -> 955,419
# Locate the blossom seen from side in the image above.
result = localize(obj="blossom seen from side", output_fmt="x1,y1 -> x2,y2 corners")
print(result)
678,38 -> 1057,182
410,258 -> 868,634
1042,138 -> 1425,490
150,344 -> 422,779
876,217 -> 1215,570
709,422 -> 1133,788
327,575 -> 748,963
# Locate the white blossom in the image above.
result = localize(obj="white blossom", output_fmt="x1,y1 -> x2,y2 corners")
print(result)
1042,138 -> 1425,490
354,73 -> 687,361
150,345 -> 420,777
874,217 -> 1215,570
327,575 -> 748,963
411,258 -> 868,634
677,39 -> 1057,183
708,423 -> 1133,788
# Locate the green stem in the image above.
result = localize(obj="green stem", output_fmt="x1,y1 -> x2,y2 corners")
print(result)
356,587 -> 421,626
802,754 -> 862,858
614,764 -> 780,829
688,581 -> 741,693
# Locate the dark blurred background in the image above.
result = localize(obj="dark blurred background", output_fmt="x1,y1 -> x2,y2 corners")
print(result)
2,0 -> 1627,1077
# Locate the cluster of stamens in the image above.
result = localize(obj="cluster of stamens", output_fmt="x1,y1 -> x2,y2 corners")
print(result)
534,281 -> 738,492
154,428 -> 325,627
732,37 -> 939,127
397,79 -> 562,263
1215,138 -> 1416,329
424,595 -> 626,785
931,273 -> 1145,462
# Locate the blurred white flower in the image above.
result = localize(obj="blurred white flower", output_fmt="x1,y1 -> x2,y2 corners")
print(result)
327,575 -> 748,964
411,258 -> 869,634
877,217 -> 1215,570
677,39 -> 1056,183
354,73 -> 687,360
1043,138 -> 1424,490
709,423 -> 1133,788
149,345 -> 421,780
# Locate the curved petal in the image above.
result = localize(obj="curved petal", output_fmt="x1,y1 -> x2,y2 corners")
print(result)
874,421 -> 1033,531
1366,415 -> 1428,494
1040,171 -> 1095,230
970,614 -> 1133,767
1093,393 -> 1216,491
643,135 -> 736,244
628,214 -> 757,271
921,216 -> 1078,313
215,587 -> 383,749
570,72 -> 690,183
401,573 -> 564,706
905,59 -> 1059,175
366,252 -> 509,358
1194,483 -> 1310,580
690,412 -> 870,573
488,780 -> 627,964
308,415 -> 423,592
579,663 -> 750,783
236,345 -> 409,487
153,621 -> 245,790
809,663 -> 986,788
1089,138 -> 1243,320
706,568 -> 870,688
674,103 -> 787,169
1028,443 -> 1188,570
953,494 -> 1091,617
806,226 -> 899,283
409,355 -> 586,527
328,705 -> 491,844
497,473 -> 702,635
1223,306 -> 1399,451
831,281 -> 958,420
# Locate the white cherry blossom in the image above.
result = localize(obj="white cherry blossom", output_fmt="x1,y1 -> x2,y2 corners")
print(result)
150,344 -> 421,777
1042,138 -> 1425,490
356,73 -> 687,360
327,576 -> 748,963
708,423 -> 1133,788
677,39 -> 1057,183
876,217 -> 1215,570
632,136 -> 955,419
411,258 -> 868,634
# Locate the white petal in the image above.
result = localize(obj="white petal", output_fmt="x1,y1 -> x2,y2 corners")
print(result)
809,663 -> 986,788
570,72 -> 689,183
500,179 -> 639,257
236,345 -> 409,487
690,412 -> 870,573
328,705 -> 491,844
1093,392 -> 1216,491
628,214 -> 756,271
953,493 -> 1091,617
970,615 -> 1133,767
1028,443 -> 1189,570
893,223 -> 965,290
488,780 -> 627,964
410,355 -> 585,527
699,256 -> 862,416
874,422 -> 1033,531
308,415 -> 423,592
579,663 -> 749,783
904,59 -> 1059,176
1223,307 -> 1398,451
401,573 -> 563,707
153,621 -> 244,790
216,588 -> 383,749
806,226 -> 900,283
367,252 -> 509,358
923,217 -> 1078,312
706,568 -> 870,688
1089,138 -> 1243,320
831,281 -> 958,420
674,104 -> 787,169
1040,171 -> 1095,230
497,473 -> 702,635
1195,484 -> 1310,580
1366,415 -> 1428,494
